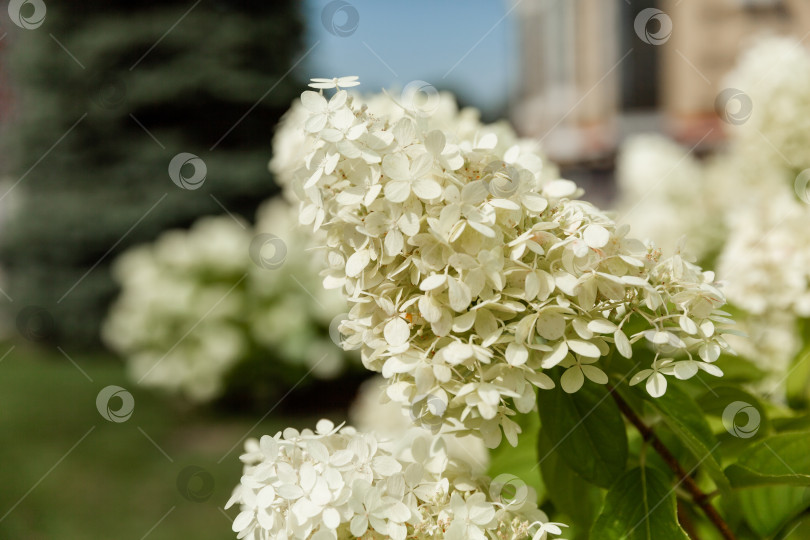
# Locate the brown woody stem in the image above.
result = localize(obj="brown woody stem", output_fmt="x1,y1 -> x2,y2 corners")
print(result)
677,500 -> 700,540
609,389 -> 736,540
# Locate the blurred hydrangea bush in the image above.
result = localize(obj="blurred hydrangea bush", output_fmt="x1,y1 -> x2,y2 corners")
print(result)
614,37 -> 810,397
103,199 -> 354,403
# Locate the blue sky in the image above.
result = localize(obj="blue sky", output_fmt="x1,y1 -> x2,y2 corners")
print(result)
300,0 -> 519,116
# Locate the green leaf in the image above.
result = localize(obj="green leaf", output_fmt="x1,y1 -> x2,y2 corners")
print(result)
538,428 -> 603,529
537,378 -> 628,488
726,432 -> 810,487
781,514 -> 810,539
488,412 -> 544,499
635,384 -> 729,491
786,344 -> 810,404
590,467 -> 689,540
697,386 -> 767,423
739,485 -> 810,537
713,354 -> 767,384
773,413 -> 810,434
698,385 -> 771,456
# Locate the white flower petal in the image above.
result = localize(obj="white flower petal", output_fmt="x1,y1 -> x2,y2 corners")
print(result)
384,317 -> 410,347
420,273 -> 447,291
384,180 -> 412,203
345,250 -> 371,277
583,224 -> 610,248
543,179 -> 577,198
581,364 -> 608,384
413,178 -> 443,200
646,372 -> 668,397
505,342 -> 529,366
614,330 -> 633,358
560,367 -> 584,393
567,339 -> 601,358
588,318 -> 617,333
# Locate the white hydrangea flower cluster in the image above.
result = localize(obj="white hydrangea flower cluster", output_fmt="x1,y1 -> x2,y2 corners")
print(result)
725,36 -> 810,173
226,419 -> 564,540
270,88 -> 550,202
349,375 -> 490,475
103,216 -> 251,401
718,192 -> 810,318
614,134 -> 724,260
614,38 -> 810,393
716,193 -> 810,392
282,77 -> 731,446
103,201 -> 351,402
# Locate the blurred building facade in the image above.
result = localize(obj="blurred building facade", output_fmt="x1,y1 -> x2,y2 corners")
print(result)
513,0 -> 810,163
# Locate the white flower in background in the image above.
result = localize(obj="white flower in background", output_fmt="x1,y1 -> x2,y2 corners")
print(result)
251,199 -> 350,379
725,36 -> 810,174
723,312 -> 799,398
718,193 -> 810,319
270,101 -> 312,202
614,134 -> 722,260
349,376 -> 490,474
282,77 -> 732,446
613,38 -> 810,397
103,216 -> 251,401
716,193 -> 810,394
103,201 -> 353,402
226,419 -> 563,540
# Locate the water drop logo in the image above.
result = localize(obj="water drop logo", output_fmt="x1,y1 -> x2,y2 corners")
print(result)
715,88 -> 753,126
634,8 -> 672,45
401,81 -> 440,117
169,153 -> 207,190
96,385 -> 135,423
8,0 -> 46,30
321,1 -> 359,37
177,465 -> 215,503
249,234 -> 287,270
722,401 -> 760,439
489,474 -> 529,509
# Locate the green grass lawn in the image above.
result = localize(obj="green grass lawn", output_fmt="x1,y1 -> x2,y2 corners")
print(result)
0,341 -> 327,539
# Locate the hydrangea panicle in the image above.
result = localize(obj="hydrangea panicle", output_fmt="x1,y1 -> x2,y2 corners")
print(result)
282,76 -> 733,447
226,419 -> 565,539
